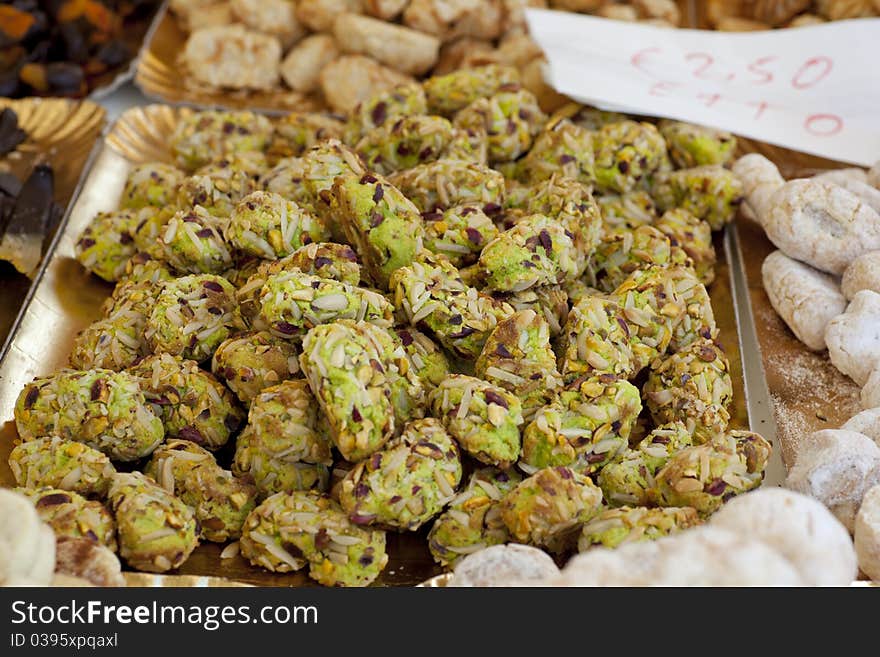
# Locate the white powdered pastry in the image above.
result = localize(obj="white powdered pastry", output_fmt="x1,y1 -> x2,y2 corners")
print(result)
54,536 -> 125,588
825,290 -> 880,386
554,527 -> 803,586
861,369 -> 880,411
841,251 -> 880,300
784,429 -> 880,532
761,250 -> 846,351
0,488 -> 55,586
451,543 -> 560,587
709,488 -> 857,586
854,484 -> 880,581
813,168 -> 869,187
733,153 -> 785,219
842,407 -> 880,444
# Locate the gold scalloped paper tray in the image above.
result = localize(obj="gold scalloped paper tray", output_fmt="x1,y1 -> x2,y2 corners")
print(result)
0,104 -> 752,587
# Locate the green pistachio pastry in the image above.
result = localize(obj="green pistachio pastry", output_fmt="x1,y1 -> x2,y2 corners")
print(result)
422,204 -> 499,268
490,285 -> 569,338
551,103 -> 627,132
211,331 -> 300,404
520,377 -> 641,474
129,353 -> 245,450
271,112 -> 345,158
20,487 -> 117,551
170,110 -> 273,172
145,274 -> 238,362
108,472 -> 199,573
423,65 -> 521,117
260,157 -> 317,214
524,177 -> 602,265
596,190 -> 658,232
429,375 -> 524,468
240,490 -> 388,586
356,115 -> 455,174
75,210 -> 142,282
14,369 -> 164,462
345,82 -> 428,145
475,309 -> 562,420
559,296 -> 636,383
588,225 -> 673,294
154,206 -> 233,275
176,162 -> 257,219
394,328 -> 450,391
339,418 -> 462,530
592,120 -> 669,194
498,466 -> 603,553
517,119 -> 595,186
454,88 -> 546,164
427,467 -> 522,568
120,162 -> 185,211
658,120 -> 737,168
8,436 -> 116,498
654,208 -> 716,286
652,165 -> 743,231
387,159 -> 505,214
226,191 -> 329,260
578,505 -> 700,551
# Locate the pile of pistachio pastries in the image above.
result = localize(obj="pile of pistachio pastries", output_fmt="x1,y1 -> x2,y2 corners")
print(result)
7,64 -> 770,586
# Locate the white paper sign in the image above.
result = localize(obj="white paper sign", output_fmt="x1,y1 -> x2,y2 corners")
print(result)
525,10 -> 880,166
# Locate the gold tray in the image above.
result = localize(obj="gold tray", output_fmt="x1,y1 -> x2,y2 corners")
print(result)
0,103 -> 749,587
0,98 -> 107,348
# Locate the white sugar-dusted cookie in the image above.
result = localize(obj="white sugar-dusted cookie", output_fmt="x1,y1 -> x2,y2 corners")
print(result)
825,290 -> 880,385
732,153 -> 785,219
825,179 -> 880,215
854,484 -> 880,581
813,168 -> 869,187
710,488 -> 857,585
0,488 -> 52,586
842,251 -> 880,300
761,250 -> 846,351
869,160 -> 880,190
555,527 -> 803,586
451,544 -> 560,587
760,179 -> 880,275
784,429 -> 880,531
842,407 -> 880,443
861,369 -> 880,411
54,537 -> 125,588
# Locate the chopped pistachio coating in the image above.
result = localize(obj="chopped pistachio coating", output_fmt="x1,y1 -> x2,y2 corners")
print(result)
644,339 -> 733,443
387,159 -> 505,213
299,321 -> 396,461
552,103 -> 627,132
598,422 -> 694,507
659,119 -> 736,168
443,127 -> 488,164
69,311 -> 148,371
211,331 -> 300,404
518,119 -> 595,185
454,88 -> 546,164
260,157 -> 316,214
240,491 -> 388,586
559,296 -> 636,383
652,165 -> 743,231
240,380 -> 333,465
14,369 -> 164,462
490,285 -> 569,338
272,112 -> 345,158
578,505 -> 700,551
395,328 -> 450,391
8,436 -> 116,498
133,206 -> 177,254
525,177 -> 602,265
75,210 -> 141,282
498,466 -> 603,552
301,140 -> 365,215
176,163 -> 257,219
356,115 -> 455,175
20,487 -> 117,551
428,375 -> 524,468
592,120 -> 669,194
145,274 -> 237,362
427,467 -> 521,568
121,252 -> 174,286
423,65 -> 520,116
521,378 -> 641,474
223,256 -> 264,288
155,206 -> 233,274
340,418 -> 462,530
204,151 -> 269,181
285,242 -> 362,285
258,270 -> 394,338
563,277 -> 604,306
655,209 -> 716,286
226,191 -> 329,259
129,353 -> 245,450
145,440 -> 257,542
391,252 -> 514,359
108,472 -> 199,573
475,309 -> 562,420
120,162 -> 185,210
663,266 -> 717,353
345,82 -> 428,145
652,430 -> 772,514
422,203 -> 499,267
170,110 -> 273,172
233,426 -> 330,499
589,225 -> 673,293
597,190 -> 658,232
479,214 -> 582,292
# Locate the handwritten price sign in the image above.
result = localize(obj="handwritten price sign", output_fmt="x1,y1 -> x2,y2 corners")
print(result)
525,10 -> 880,165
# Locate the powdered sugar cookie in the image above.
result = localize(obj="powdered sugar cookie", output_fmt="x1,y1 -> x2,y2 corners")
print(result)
825,290 -> 880,385
732,153 -> 785,219
842,251 -> 880,300
451,543 -> 559,586
854,484 -> 880,581
861,368 -> 880,411
842,407 -> 880,443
